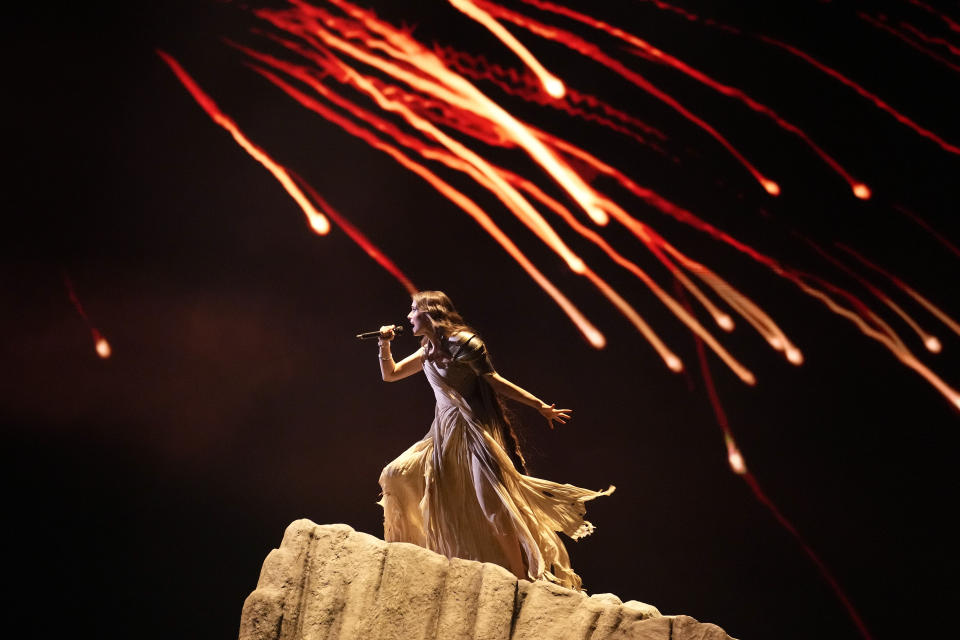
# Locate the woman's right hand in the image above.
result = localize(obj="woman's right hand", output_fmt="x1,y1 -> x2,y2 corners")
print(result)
378,325 -> 397,341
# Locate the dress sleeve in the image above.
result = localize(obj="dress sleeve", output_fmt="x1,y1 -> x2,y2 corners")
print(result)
453,333 -> 496,375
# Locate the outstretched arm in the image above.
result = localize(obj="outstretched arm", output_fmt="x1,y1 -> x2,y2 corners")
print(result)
378,325 -> 424,382
482,372 -> 572,429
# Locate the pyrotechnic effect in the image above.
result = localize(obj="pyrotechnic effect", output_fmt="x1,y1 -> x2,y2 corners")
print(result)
161,2 -> 959,636
857,12 -> 960,74
758,35 -> 960,155
64,274 -> 111,359
161,0 -> 960,406
673,278 -> 874,639
156,50 -> 332,235
908,0 -> 960,34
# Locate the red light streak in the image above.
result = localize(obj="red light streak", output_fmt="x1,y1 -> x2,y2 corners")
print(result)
907,0 -> 960,34
295,0 -> 610,225
156,50 -> 332,234
759,36 -> 960,155
64,274 -> 111,359
892,205 -> 960,259
432,45 -> 668,152
470,0 -> 781,196
898,21 -> 960,58
674,279 -> 874,640
289,172 -> 417,295
837,244 -> 960,347
857,12 -> 960,74
803,240 -> 941,353
518,0 -> 870,199
449,0 -> 565,98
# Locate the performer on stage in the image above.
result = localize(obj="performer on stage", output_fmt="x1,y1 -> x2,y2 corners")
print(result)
376,290 -> 614,590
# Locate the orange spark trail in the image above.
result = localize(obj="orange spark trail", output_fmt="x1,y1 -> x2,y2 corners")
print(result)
792,265 -> 960,409
288,172 -> 417,294
803,240 -> 941,352
160,49 -> 414,294
243,60 -> 605,347
432,46 -> 668,151
297,0 -> 610,225
64,274 -> 111,359
156,50 -> 331,234
892,204 -> 960,259
898,21 -> 960,57
858,12 -> 960,74
471,0 -> 781,195
518,0 -> 871,198
673,279 -> 874,640
535,128 -> 960,395
758,36 -> 960,154
907,0 -> 960,34
837,244 -> 960,344
448,0 -> 565,98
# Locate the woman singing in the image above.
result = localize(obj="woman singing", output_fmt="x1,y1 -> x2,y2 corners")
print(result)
376,290 -> 613,590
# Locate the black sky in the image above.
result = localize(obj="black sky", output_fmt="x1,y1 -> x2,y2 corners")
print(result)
5,1 -> 960,638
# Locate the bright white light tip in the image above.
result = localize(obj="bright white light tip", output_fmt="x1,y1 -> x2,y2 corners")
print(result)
762,179 -> 781,196
666,355 -> 683,372
786,348 -> 803,365
768,336 -> 784,350
728,449 -> 747,474
544,77 -> 565,99
925,336 -> 942,353
309,214 -> 330,235
586,206 -> 609,225
95,338 -> 112,359
568,257 -> 586,273
953,395 -> 960,411
740,370 -> 757,386
587,330 -> 606,349
716,314 -> 734,331
852,183 -> 871,200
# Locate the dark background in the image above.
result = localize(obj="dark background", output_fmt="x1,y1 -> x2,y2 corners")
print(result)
5,1 -> 959,638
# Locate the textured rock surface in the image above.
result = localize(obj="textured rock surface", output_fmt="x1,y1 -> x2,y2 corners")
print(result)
239,520 -> 735,640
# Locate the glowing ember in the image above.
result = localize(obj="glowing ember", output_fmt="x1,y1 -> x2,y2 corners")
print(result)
94,334 -> 112,359
449,0 -> 566,98
517,0 -> 868,197
156,49 -> 331,234
727,447 -> 746,475
64,274 -> 112,359
858,12 -> 960,74
759,36 -> 960,155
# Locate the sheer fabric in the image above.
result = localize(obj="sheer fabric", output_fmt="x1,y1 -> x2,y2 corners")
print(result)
378,334 -> 614,590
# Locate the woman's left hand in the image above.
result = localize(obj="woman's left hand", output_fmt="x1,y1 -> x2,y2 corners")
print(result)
539,403 -> 572,429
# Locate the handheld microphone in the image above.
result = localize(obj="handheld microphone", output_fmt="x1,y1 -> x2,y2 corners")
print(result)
356,324 -> 406,340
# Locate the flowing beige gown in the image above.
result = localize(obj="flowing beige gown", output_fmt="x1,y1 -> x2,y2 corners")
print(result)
378,334 -> 614,591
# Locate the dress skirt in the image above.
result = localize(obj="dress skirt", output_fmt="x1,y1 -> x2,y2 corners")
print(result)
378,352 -> 613,591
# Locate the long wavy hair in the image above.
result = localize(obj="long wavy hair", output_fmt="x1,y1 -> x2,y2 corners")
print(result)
412,290 -> 528,474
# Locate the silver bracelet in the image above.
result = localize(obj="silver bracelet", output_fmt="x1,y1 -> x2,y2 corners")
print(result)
379,352 -> 393,361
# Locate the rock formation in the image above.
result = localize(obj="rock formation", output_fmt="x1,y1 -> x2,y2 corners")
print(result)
239,520 -> 735,640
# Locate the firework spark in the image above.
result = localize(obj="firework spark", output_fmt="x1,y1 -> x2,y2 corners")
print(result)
517,0 -> 871,198
449,0 -> 566,98
857,12 -> 960,74
156,49 -> 332,235
759,35 -> 960,155
64,274 -> 111,359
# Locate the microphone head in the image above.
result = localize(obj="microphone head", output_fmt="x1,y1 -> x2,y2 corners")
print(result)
393,324 -> 406,336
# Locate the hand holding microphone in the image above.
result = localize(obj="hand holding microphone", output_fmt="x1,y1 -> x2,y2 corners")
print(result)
356,324 -> 406,340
